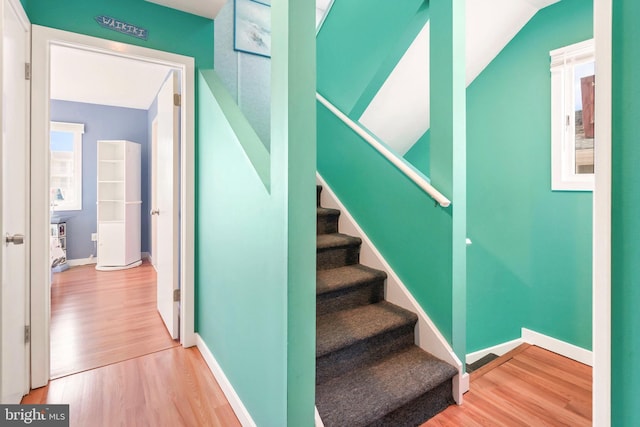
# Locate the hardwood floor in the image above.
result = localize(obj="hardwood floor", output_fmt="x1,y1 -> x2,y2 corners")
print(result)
24,260 -> 241,426
22,346 -> 241,427
34,264 -> 591,426
423,344 -> 592,426
50,261 -> 179,378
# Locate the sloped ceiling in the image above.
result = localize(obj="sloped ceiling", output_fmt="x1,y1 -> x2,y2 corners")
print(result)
359,0 -> 560,155
50,45 -> 173,110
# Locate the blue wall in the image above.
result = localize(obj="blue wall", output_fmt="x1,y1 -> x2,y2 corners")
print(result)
214,0 -> 271,148
50,100 -> 149,260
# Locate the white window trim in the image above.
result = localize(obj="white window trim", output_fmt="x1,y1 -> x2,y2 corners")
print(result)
550,38 -> 594,191
50,121 -> 84,211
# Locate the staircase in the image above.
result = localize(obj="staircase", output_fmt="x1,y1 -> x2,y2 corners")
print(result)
315,185 -> 458,427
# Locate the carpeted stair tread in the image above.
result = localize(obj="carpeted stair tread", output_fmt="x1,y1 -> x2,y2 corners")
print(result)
316,346 -> 458,427
317,264 -> 387,296
317,233 -> 361,250
317,207 -> 341,235
317,301 -> 417,358
317,206 -> 341,217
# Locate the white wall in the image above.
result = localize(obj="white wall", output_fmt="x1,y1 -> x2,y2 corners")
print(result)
359,0 -> 560,156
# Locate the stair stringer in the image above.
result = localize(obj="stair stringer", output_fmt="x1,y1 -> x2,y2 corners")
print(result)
316,173 -> 469,404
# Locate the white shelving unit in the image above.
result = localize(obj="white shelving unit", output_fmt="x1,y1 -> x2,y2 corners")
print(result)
50,221 -> 69,273
96,140 -> 142,271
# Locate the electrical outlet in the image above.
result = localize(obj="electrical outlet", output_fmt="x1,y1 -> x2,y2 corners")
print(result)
91,233 -> 98,242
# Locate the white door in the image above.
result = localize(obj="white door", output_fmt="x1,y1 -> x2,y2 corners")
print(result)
1,0 -> 30,404
154,71 -> 179,339
151,119 -> 158,269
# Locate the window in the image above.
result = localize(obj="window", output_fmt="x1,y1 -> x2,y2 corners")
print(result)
550,39 -> 595,191
50,121 -> 84,211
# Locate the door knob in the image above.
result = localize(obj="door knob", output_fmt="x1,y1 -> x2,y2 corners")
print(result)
5,233 -> 24,246
150,209 -> 160,216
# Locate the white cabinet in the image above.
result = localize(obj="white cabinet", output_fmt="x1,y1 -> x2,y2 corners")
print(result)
96,140 -> 142,270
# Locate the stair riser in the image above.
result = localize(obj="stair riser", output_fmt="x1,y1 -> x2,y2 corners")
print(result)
367,380 -> 454,427
317,213 -> 339,235
316,324 -> 415,385
316,281 -> 384,316
317,246 -> 360,270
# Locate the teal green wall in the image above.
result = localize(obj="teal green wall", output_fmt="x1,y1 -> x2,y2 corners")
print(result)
465,0 -> 593,352
402,0 -> 593,352
612,0 -> 640,423
429,0 -> 466,361
198,72 -> 286,424
318,103 -> 455,341
27,0 -> 213,69
316,0 -> 428,115
404,130 -> 430,177
197,0 -> 316,425
271,0 -> 317,424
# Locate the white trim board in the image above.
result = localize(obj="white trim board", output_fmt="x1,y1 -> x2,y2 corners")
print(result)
314,407 -> 325,427
521,328 -> 593,366
66,257 -> 97,267
195,334 -> 256,427
466,338 -> 524,365
593,0 -> 612,424
316,174 -> 468,403
30,25 -> 196,388
466,329 -> 593,367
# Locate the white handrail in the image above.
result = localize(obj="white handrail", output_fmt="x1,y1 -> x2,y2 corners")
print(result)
316,93 -> 451,208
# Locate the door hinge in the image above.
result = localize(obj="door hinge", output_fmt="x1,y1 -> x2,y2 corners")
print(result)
24,325 -> 30,344
173,93 -> 181,107
25,63 -> 31,80
173,289 -> 180,302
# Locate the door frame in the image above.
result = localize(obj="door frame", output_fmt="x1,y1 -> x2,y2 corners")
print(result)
30,25 -> 196,388
593,0 -> 612,424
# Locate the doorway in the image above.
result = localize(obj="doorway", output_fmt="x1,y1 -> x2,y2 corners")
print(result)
30,25 -> 196,389
47,45 -> 181,378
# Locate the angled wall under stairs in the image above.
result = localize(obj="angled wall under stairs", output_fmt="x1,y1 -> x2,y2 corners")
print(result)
316,185 -> 457,426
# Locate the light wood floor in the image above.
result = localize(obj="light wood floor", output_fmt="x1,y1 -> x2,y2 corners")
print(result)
50,261 -> 179,378
423,344 -> 592,426
22,346 -> 241,427
24,261 -> 241,426
36,263 -> 591,426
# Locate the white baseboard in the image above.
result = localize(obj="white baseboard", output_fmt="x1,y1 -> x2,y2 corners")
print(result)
522,328 -> 593,366
466,338 -> 524,364
452,373 -> 470,405
67,256 -> 97,266
315,407 -> 324,427
195,334 -> 256,427
316,174 -> 467,401
68,252 -> 151,267
466,330 -> 592,367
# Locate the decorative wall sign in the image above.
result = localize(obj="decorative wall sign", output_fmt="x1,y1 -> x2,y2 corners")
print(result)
95,16 -> 148,40
234,0 -> 271,58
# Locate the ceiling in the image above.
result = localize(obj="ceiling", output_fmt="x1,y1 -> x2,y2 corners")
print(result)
50,45 -> 174,110
359,0 -> 561,155
145,0 -> 225,19
50,0 -> 227,109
